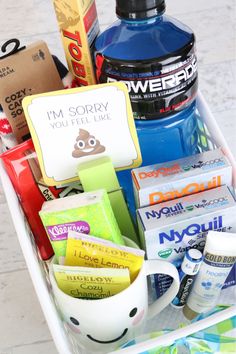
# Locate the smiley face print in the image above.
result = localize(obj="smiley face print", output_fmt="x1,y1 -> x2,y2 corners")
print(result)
72,129 -> 105,158
67,306 -> 145,344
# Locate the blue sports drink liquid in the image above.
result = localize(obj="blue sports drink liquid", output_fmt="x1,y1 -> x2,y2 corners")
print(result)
95,0 -> 199,216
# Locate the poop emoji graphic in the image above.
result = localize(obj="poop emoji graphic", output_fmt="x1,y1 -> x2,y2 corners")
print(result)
72,129 -> 105,158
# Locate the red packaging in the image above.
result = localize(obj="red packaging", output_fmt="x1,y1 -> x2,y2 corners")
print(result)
1,139 -> 83,260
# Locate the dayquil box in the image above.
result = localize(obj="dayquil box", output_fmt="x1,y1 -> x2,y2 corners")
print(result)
52,0 -> 99,86
132,148 -> 232,208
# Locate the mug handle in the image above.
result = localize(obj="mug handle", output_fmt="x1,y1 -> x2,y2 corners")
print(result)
145,260 -> 180,319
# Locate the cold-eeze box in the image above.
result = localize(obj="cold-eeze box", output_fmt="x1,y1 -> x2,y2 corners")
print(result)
137,185 -> 236,264
132,148 -> 232,208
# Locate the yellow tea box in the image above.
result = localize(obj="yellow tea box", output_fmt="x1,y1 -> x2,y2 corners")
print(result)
52,0 -> 99,86
53,264 -> 130,298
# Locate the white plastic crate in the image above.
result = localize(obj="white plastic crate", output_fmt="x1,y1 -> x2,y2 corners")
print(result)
0,92 -> 236,354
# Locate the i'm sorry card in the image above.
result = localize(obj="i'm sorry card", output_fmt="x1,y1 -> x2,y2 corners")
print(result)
23,83 -> 142,186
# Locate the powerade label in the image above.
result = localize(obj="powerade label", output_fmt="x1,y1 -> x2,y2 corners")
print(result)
95,50 -> 198,119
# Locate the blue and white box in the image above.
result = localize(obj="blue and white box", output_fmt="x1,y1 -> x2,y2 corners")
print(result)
137,185 -> 236,296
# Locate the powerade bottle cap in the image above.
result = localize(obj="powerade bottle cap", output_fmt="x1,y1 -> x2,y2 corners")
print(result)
116,0 -> 166,19
181,249 -> 203,276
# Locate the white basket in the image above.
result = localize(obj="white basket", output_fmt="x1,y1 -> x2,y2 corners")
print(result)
0,92 -> 236,354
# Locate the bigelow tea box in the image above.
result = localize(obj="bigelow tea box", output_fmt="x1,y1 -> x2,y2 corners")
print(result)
132,148 -> 232,208
137,185 -> 236,265
52,0 -> 99,86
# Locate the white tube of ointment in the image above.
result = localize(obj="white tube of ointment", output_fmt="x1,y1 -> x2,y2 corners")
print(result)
183,231 -> 236,320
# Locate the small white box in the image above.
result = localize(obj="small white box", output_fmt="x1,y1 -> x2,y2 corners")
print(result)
132,148 -> 232,208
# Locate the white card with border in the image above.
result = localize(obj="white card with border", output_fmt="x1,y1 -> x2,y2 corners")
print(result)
23,83 -> 142,186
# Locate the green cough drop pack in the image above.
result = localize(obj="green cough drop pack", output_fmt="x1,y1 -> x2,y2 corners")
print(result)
39,189 -> 124,263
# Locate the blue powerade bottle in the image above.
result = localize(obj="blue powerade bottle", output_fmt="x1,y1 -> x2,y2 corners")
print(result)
94,0 -> 199,216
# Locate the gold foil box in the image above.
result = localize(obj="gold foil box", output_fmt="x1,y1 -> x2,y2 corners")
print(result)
52,0 -> 99,86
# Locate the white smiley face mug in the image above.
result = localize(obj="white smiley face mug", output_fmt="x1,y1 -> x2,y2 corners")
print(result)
49,258 -> 179,352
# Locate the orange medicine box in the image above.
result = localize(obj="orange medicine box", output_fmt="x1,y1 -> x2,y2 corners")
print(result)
132,148 -> 232,208
52,0 -> 99,86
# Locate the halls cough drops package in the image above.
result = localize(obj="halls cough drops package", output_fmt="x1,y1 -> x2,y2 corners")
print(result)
65,231 -> 144,281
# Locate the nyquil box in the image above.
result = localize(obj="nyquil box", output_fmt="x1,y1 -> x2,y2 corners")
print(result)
137,185 -> 236,264
132,148 -> 232,208
137,185 -> 236,298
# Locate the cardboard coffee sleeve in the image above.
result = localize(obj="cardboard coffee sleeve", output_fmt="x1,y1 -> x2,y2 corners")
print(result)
0,41 -> 64,142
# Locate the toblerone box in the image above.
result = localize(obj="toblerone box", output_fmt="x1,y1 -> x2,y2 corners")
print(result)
137,185 -> 236,265
52,0 -> 99,86
132,148 -> 232,208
